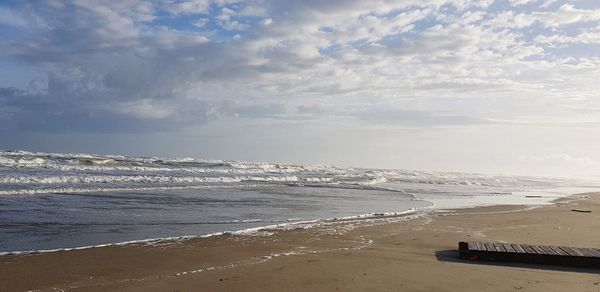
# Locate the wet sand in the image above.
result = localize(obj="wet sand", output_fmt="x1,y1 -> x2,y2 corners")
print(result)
1,193 -> 599,291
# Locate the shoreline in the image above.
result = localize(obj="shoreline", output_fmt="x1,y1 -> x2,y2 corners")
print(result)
1,192 -> 599,291
0,209 -> 420,256
0,187 -> 581,256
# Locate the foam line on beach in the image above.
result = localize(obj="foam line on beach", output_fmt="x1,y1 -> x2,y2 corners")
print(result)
172,235 -> 377,278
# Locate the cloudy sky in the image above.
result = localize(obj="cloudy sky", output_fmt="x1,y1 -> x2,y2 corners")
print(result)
1,0 -> 600,177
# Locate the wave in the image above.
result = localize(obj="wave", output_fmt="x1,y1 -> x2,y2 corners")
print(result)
0,149 -> 580,198
1,163 -> 340,176
0,156 -> 45,167
77,158 -> 115,165
0,150 -> 339,171
357,176 -> 388,185
0,175 -> 339,186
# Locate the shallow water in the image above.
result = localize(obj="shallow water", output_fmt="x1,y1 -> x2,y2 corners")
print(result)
0,150 -> 597,252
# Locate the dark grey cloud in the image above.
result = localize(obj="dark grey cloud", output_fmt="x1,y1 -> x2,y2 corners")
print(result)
0,85 -> 184,132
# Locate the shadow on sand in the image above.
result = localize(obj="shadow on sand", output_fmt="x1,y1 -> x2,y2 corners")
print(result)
435,249 -> 600,275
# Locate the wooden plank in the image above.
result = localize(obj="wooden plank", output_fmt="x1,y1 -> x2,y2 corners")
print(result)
492,242 -> 504,252
502,243 -> 516,253
548,245 -> 569,256
584,248 -> 600,257
468,241 -> 477,250
538,245 -> 557,255
484,242 -> 496,252
480,242 -> 488,251
530,245 -> 546,255
521,244 -> 536,254
477,241 -> 486,251
511,244 -> 526,253
559,246 -> 581,257
577,247 -> 596,257
579,248 -> 599,257
570,247 -> 588,257
494,242 -> 506,252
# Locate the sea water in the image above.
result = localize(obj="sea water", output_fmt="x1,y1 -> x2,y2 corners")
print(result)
0,150 -> 597,253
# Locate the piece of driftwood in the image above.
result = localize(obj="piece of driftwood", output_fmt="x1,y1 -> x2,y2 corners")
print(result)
571,209 -> 592,213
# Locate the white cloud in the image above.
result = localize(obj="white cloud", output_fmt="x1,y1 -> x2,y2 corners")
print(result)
540,0 -> 559,8
262,18 -> 273,26
2,0 -> 600,132
193,18 -> 209,28
165,0 -> 211,15
508,0 -> 537,7
485,11 -> 536,28
487,4 -> 600,30
535,26 -> 600,45
217,7 -> 249,30
532,4 -> 600,27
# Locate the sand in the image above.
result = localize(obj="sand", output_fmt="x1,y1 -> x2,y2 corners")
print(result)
1,193 -> 599,291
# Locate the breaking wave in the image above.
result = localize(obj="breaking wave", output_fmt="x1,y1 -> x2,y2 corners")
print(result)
0,149 -> 578,196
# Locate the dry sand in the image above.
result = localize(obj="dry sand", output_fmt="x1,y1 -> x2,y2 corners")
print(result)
1,193 -> 599,291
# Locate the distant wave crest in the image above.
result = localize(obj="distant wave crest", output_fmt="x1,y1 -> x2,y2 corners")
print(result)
0,149 -> 570,196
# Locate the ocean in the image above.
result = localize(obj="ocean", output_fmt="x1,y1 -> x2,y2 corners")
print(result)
0,150 -> 597,253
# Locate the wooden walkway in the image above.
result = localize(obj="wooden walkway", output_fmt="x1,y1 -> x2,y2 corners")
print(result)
459,241 -> 600,269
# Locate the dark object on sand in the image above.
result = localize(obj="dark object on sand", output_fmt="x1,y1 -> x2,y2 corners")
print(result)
571,209 -> 592,213
459,241 -> 600,269
525,195 -> 543,198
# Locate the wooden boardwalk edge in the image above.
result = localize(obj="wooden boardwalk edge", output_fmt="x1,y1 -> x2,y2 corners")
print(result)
458,241 -> 600,269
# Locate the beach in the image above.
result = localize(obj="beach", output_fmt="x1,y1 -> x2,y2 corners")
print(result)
4,1 -> 600,291
1,193 -> 599,291
3,1 -> 600,291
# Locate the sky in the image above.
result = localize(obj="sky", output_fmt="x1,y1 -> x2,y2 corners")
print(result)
1,0 -> 600,177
